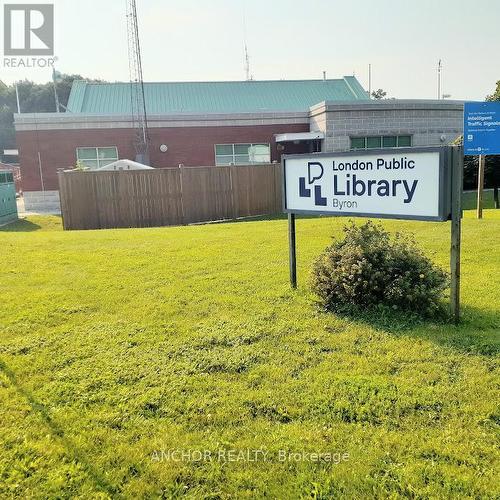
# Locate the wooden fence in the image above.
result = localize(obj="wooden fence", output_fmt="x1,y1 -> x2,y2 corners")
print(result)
58,164 -> 283,230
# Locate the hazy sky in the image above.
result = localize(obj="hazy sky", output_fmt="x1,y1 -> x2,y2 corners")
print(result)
1,0 -> 499,100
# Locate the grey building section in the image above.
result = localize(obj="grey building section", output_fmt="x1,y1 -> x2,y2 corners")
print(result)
309,100 -> 463,152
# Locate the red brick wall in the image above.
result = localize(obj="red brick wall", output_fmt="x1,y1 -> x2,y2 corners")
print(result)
16,123 -> 310,191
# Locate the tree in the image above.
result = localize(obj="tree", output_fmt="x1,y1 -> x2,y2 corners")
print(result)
371,89 -> 387,100
0,81 -> 16,155
484,80 -> 500,207
0,74 -> 103,162
486,80 -> 500,101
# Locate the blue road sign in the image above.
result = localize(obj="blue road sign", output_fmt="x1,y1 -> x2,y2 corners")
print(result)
464,101 -> 500,155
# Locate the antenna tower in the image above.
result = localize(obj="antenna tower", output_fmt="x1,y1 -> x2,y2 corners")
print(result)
243,7 -> 252,81
244,42 -> 252,81
437,59 -> 442,100
126,0 -> 150,164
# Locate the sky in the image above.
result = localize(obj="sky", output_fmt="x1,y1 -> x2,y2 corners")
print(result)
1,0 -> 499,100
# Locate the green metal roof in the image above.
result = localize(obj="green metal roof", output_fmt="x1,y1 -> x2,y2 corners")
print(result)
67,77 -> 369,114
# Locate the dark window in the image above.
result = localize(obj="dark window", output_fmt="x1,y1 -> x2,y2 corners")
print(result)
350,137 -> 365,150
382,136 -> 397,147
215,144 -> 233,156
350,135 -> 413,150
397,135 -> 412,147
366,136 -> 382,149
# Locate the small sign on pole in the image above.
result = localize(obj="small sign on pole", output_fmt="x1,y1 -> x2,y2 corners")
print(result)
282,146 -> 462,323
464,101 -> 500,219
463,101 -> 500,156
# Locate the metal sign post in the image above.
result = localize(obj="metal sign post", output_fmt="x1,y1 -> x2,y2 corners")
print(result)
288,213 -> 297,288
284,146 -> 461,322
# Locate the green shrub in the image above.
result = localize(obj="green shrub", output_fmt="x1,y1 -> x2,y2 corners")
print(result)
311,221 -> 449,317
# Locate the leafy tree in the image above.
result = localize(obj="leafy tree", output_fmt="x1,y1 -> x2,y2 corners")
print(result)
0,74 -> 104,161
463,155 -> 499,192
484,80 -> 500,207
0,81 -> 16,155
453,134 -> 499,191
486,80 -> 500,101
371,89 -> 387,99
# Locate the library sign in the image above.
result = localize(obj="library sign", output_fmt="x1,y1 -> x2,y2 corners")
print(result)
283,148 -> 449,221
282,146 -> 463,323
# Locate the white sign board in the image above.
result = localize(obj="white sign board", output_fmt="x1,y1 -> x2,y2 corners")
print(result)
283,148 -> 450,221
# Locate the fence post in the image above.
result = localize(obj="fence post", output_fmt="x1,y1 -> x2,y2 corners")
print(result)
178,165 -> 186,224
57,171 -> 67,230
229,165 -> 238,220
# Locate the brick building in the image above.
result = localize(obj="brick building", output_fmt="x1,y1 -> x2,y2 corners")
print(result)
13,76 -> 463,211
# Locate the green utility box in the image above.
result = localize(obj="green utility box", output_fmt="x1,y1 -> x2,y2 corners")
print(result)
0,171 -> 18,225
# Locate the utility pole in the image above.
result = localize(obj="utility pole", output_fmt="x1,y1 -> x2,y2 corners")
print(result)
52,68 -> 60,113
244,42 -> 252,81
368,63 -> 371,98
14,83 -> 21,113
243,7 -> 252,81
437,59 -> 442,100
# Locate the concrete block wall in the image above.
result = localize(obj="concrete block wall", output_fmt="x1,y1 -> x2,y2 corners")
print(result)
23,190 -> 61,213
310,100 -> 463,153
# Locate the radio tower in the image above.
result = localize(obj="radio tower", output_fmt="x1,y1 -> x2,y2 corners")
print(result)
244,42 -> 252,81
243,7 -> 252,81
126,0 -> 150,164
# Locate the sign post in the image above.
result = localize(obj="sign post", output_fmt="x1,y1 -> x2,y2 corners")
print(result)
476,155 -> 485,219
288,212 -> 297,288
450,147 -> 463,324
283,146 -> 460,320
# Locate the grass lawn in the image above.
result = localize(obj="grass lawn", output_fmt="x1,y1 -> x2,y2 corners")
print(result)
0,211 -> 499,498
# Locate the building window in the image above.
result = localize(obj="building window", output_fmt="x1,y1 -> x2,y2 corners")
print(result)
76,147 -> 118,169
366,136 -> 382,149
0,172 -> 14,184
396,135 -> 412,147
350,135 -> 412,150
215,143 -> 271,166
